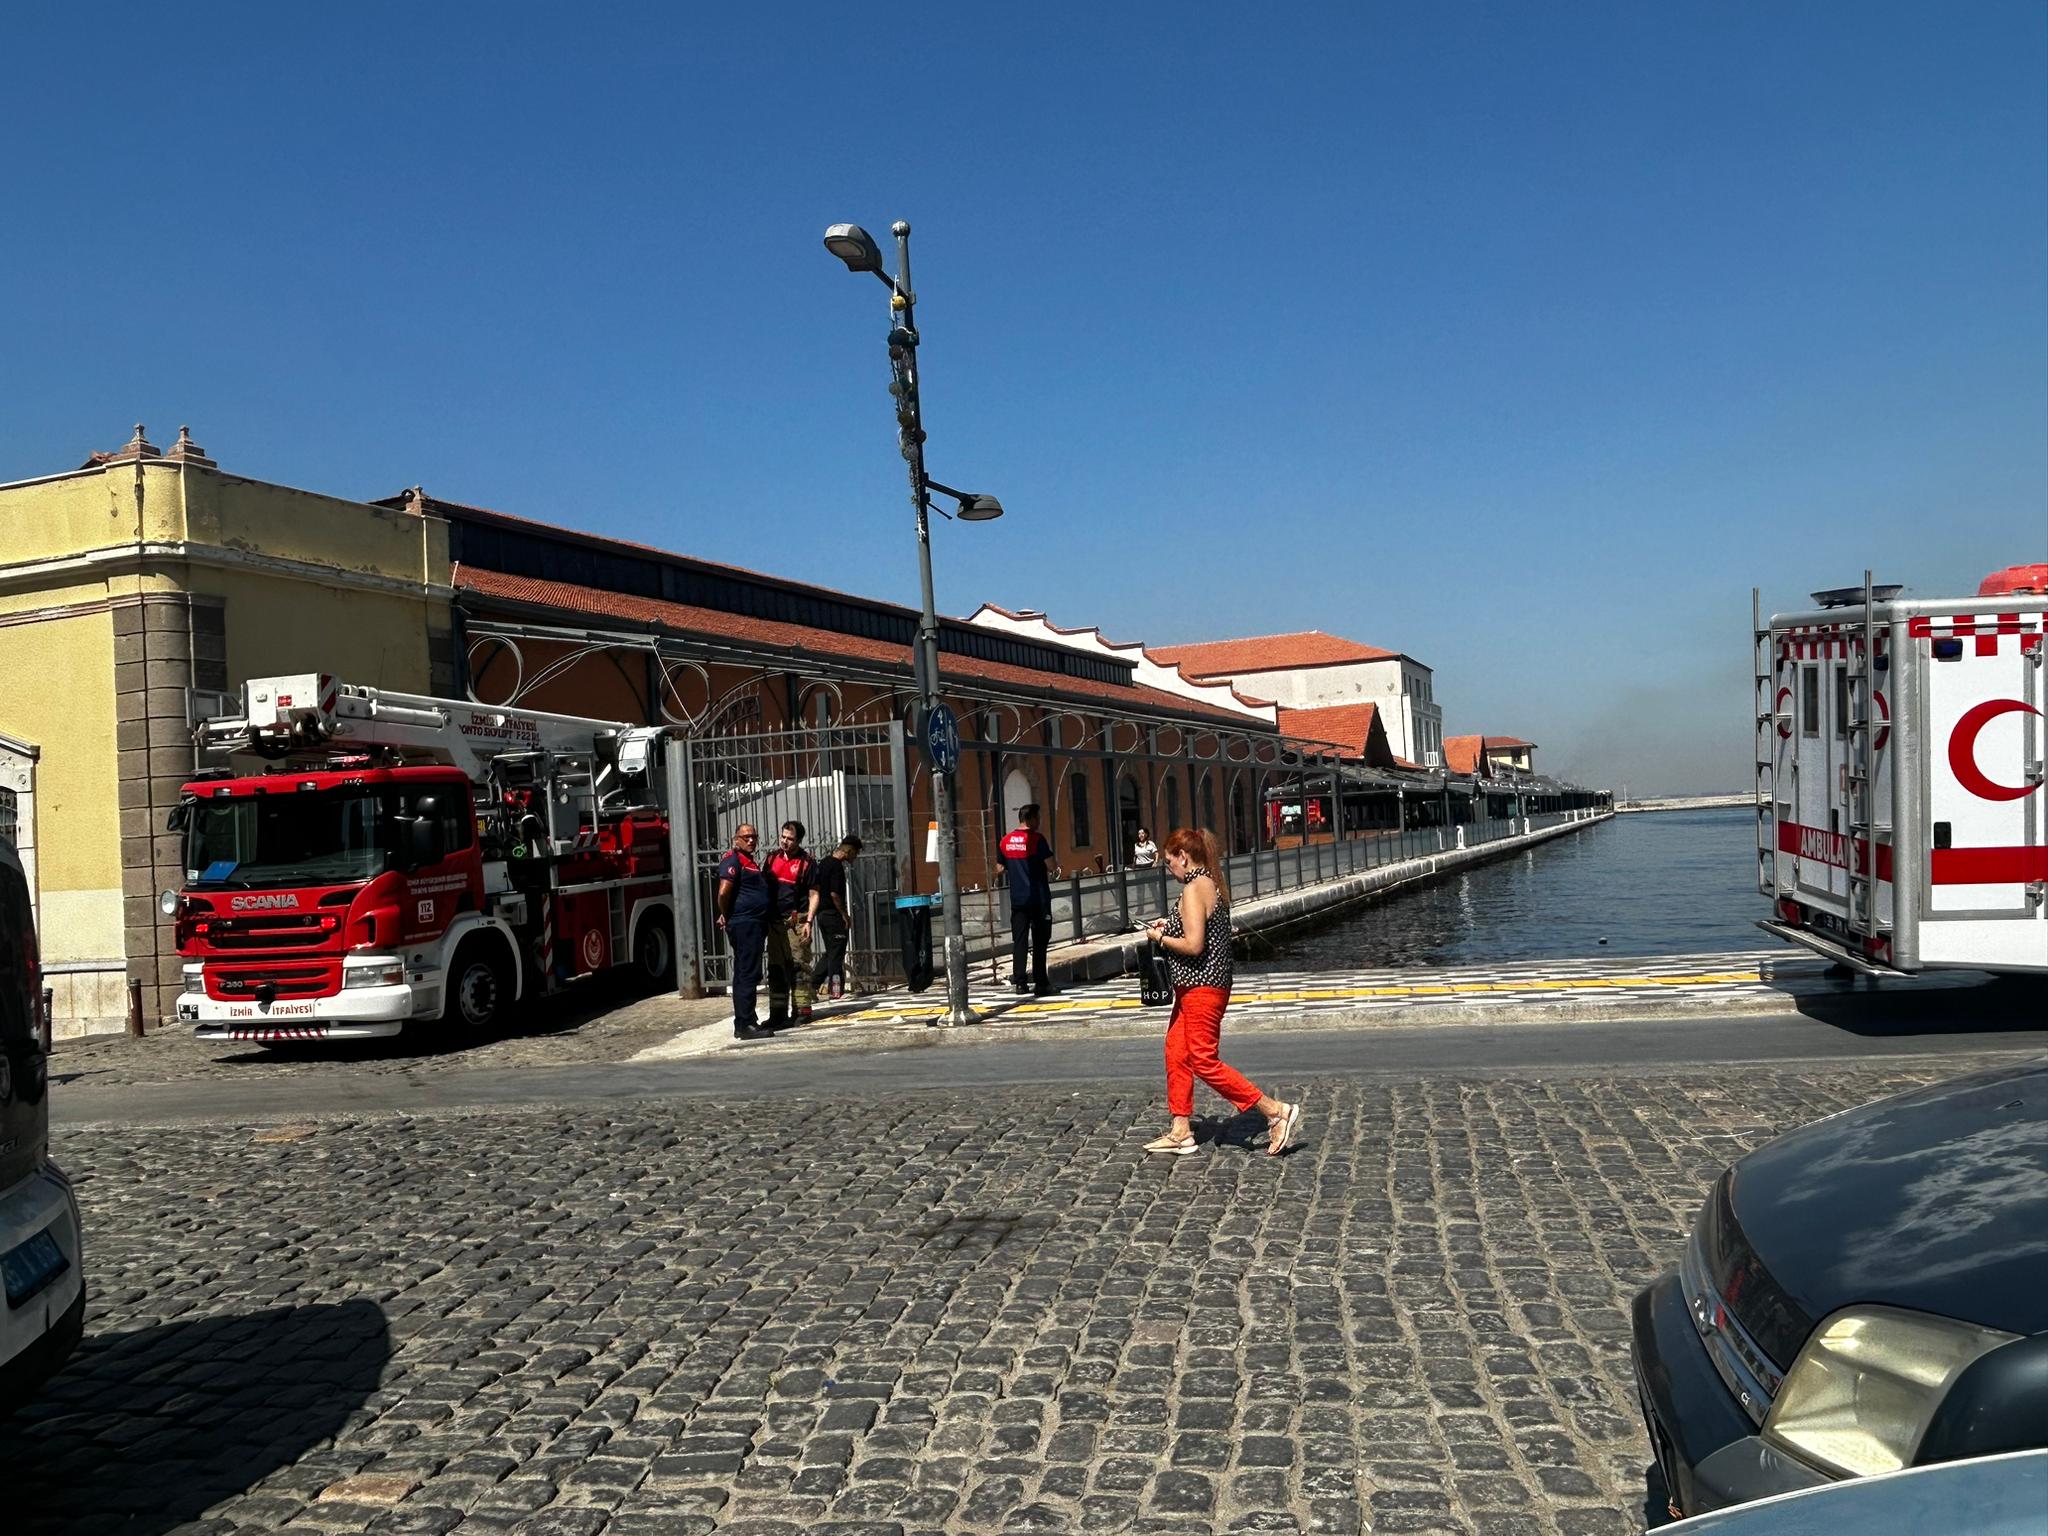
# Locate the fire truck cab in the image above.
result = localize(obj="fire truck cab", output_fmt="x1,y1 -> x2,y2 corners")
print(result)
1754,565 -> 2047,976
169,675 -> 677,1042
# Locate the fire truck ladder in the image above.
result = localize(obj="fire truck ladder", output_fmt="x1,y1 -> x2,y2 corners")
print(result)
1751,588 -> 1777,895
1843,571 -> 1886,944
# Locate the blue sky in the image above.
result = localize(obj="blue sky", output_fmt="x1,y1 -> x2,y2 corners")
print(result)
4,3 -> 2043,793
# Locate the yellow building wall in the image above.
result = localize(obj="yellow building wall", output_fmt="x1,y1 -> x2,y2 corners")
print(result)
211,570 -> 438,693
180,470 -> 448,591
0,603 -> 122,962
0,469 -> 146,566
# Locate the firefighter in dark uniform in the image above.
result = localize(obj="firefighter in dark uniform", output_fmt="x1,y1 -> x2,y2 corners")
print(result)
999,802 -> 1057,995
716,824 -> 774,1039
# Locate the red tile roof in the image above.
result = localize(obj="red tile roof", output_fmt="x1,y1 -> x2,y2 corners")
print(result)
1277,704 -> 1393,766
1444,736 -> 1484,775
455,565 -> 1267,729
1150,630 -> 1400,676
1444,735 -> 1537,775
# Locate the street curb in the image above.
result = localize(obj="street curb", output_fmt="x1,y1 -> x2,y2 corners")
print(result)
630,1019 -> 741,1062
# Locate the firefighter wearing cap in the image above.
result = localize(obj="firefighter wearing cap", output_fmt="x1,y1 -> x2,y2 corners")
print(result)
715,824 -> 774,1038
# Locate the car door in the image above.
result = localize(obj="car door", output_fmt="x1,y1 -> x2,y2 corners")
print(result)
0,852 -> 48,1197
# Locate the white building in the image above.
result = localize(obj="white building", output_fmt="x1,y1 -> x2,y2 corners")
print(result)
1149,630 -> 1445,768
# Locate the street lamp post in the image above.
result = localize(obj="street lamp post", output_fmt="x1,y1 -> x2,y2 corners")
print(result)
824,220 -> 999,1029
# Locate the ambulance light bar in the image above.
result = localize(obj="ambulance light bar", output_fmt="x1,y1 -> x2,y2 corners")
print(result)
1810,584 -> 1904,608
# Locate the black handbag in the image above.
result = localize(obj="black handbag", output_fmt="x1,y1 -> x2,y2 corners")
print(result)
1139,938 -> 1174,1007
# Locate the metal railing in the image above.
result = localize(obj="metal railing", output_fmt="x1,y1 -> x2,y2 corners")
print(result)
959,808 -> 1605,968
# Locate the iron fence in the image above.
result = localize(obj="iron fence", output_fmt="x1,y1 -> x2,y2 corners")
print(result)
958,808 -> 1605,966
667,722 -> 910,993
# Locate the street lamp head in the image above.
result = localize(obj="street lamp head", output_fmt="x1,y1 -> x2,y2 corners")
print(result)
955,493 -> 1004,522
823,223 -> 885,274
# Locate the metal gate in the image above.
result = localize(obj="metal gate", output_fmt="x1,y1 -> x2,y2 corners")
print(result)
664,722 -> 910,994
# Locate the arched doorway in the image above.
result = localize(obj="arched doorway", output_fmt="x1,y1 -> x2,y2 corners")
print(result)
1116,774 -> 1141,862
1002,767 -> 1034,828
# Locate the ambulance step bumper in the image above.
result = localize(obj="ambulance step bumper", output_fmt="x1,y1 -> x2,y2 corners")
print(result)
1754,919 -> 1903,976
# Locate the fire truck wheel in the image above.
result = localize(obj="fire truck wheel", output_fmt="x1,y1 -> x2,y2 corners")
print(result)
449,942 -> 510,1032
634,917 -> 676,989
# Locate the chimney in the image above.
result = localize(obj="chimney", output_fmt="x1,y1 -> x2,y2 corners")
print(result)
163,425 -> 216,469
100,423 -> 162,463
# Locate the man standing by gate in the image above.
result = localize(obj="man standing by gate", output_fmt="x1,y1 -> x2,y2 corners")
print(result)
764,820 -> 817,1028
1000,803 -> 1056,995
716,824 -> 773,1039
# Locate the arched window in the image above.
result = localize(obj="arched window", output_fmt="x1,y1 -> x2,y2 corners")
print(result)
1069,771 -> 1091,846
1200,775 -> 1216,831
1164,775 -> 1181,832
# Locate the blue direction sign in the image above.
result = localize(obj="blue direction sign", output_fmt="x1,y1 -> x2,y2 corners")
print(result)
925,702 -> 961,774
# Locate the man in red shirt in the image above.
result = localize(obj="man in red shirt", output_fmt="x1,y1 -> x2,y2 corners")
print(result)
763,820 -> 817,1027
998,803 -> 1057,995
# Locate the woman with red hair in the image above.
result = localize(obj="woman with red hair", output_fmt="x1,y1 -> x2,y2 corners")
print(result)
1143,827 -> 1302,1157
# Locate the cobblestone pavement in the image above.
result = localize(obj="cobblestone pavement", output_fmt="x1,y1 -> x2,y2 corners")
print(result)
9,1057 -> 2002,1536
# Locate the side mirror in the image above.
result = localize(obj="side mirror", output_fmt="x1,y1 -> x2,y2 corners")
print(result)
166,803 -> 190,832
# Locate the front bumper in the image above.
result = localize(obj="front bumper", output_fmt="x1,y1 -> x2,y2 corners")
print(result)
180,982 -> 412,1041
0,1166 -> 86,1416
1631,1272 -> 1829,1518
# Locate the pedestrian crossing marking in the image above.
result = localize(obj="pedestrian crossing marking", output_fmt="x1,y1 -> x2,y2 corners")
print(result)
817,963 -> 1781,1031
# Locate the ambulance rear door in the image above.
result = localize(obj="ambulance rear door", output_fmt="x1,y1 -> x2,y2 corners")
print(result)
1915,609 -> 2047,970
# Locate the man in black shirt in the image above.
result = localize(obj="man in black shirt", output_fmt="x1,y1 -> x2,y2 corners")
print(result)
807,834 -> 862,1000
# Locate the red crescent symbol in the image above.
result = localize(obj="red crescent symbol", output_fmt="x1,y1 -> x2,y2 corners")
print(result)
1872,689 -> 1890,752
1949,699 -> 2041,801
1774,686 -> 1793,739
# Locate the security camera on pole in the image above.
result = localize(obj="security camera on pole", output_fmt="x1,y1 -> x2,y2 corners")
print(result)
823,220 -> 1003,1029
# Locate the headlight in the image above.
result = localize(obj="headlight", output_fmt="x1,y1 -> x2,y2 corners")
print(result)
342,959 -> 405,989
1763,1305 -> 2018,1477
181,963 -> 204,989
159,888 -> 181,917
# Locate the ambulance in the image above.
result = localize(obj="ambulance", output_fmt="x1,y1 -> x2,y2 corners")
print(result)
1754,564 -> 2046,975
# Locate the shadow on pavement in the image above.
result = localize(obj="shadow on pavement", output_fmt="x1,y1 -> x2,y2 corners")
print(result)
1786,974 -> 2048,1037
217,983 -> 642,1066
2,1297 -> 390,1535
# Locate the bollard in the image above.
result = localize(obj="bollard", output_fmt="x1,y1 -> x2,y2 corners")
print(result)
41,985 -> 54,1054
126,977 -> 146,1037
1069,875 -> 1084,944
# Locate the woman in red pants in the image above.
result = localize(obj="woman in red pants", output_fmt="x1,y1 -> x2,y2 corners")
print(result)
1143,827 -> 1302,1157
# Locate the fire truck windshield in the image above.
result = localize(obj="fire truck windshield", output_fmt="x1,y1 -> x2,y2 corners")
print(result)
183,789 -> 388,888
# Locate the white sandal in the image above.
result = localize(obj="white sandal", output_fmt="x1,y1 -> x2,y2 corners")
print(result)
1144,1132 -> 1200,1156
1266,1102 -> 1302,1157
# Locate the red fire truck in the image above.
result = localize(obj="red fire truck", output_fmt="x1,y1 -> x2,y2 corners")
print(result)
1753,564 -> 2047,975
167,675 -> 677,1042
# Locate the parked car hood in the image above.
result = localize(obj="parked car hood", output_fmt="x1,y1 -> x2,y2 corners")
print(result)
1731,1060 -> 2048,1339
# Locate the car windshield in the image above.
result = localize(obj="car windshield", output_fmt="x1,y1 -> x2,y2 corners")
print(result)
184,790 -> 389,888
